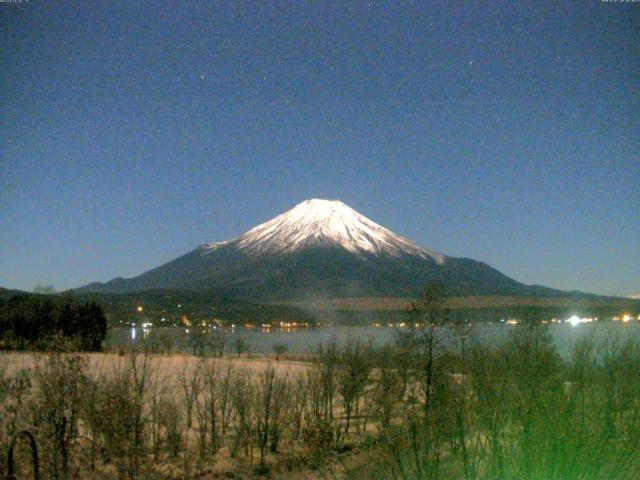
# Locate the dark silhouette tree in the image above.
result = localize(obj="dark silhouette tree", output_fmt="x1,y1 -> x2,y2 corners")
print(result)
0,294 -> 107,351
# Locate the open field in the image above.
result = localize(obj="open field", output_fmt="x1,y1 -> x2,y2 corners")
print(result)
1,351 -> 311,380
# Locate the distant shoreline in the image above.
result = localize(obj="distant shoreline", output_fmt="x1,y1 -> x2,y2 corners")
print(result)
272,295 -> 640,311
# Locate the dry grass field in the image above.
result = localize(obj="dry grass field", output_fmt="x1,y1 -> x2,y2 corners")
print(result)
1,351 -> 311,380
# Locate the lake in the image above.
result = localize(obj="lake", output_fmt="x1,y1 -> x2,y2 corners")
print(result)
106,322 -> 640,358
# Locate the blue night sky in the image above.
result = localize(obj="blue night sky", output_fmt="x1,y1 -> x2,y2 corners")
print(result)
1,1 -> 638,296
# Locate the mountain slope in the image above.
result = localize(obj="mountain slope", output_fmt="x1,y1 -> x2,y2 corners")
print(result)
77,199 -> 575,300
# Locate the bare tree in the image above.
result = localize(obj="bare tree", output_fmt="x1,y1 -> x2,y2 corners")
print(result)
252,366 -> 290,473
231,370 -> 253,458
336,339 -> 371,433
402,283 -> 450,416
372,346 -> 403,431
180,364 -> 202,429
289,375 -> 309,439
31,350 -> 87,480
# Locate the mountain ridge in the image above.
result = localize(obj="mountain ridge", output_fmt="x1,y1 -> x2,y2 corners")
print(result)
75,199 -> 610,301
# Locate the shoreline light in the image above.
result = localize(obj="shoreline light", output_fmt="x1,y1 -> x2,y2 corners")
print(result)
567,315 -> 581,327
566,315 -> 595,327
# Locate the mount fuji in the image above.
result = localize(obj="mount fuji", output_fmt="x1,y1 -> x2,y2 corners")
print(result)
78,199 -> 567,300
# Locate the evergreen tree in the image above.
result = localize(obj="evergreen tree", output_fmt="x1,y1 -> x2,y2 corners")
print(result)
0,293 -> 107,351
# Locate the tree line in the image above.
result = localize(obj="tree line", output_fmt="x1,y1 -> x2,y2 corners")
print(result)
0,293 -> 107,351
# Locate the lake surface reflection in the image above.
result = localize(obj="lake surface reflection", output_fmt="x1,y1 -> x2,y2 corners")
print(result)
106,322 -> 640,358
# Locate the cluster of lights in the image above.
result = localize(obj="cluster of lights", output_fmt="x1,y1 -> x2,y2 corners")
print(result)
566,315 -> 595,327
495,314 -> 638,328
373,322 -> 456,328
277,321 -> 305,328
260,321 -> 310,331
141,322 -> 152,337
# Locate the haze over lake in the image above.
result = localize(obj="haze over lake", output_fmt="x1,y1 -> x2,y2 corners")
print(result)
108,322 -> 640,359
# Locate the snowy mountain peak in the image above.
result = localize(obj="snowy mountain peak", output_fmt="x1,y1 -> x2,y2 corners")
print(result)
203,199 -> 445,263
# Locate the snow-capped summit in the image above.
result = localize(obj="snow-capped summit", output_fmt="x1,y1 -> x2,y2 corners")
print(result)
202,199 -> 445,263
